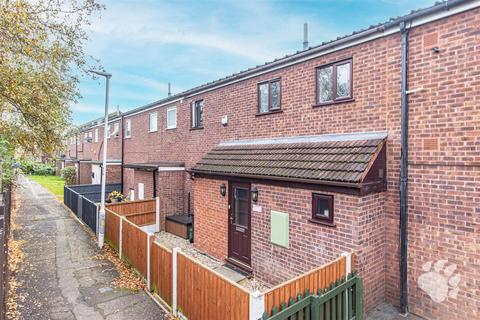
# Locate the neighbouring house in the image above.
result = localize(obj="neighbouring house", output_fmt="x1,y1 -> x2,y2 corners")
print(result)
64,1 -> 480,319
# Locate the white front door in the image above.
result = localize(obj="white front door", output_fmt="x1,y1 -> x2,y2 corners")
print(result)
92,165 -> 102,184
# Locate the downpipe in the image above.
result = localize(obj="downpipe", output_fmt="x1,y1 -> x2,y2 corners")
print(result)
399,21 -> 409,315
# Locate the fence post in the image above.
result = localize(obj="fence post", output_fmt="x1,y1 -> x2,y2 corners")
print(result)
147,233 -> 152,291
96,204 -> 99,236
249,290 -> 265,320
155,197 -> 160,232
342,252 -> 352,319
172,247 -> 180,316
355,276 -> 364,320
77,195 -> 83,220
119,217 -> 124,259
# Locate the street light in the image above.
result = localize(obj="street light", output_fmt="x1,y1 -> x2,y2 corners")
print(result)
89,70 -> 112,249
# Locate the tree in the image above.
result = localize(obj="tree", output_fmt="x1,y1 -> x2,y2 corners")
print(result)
0,0 -> 104,159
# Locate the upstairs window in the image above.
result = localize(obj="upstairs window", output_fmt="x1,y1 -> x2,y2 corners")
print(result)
84,132 -> 88,143
167,107 -> 177,129
316,59 -> 352,105
311,193 -> 334,225
149,112 -> 158,132
88,131 -> 93,142
125,119 -> 131,138
107,124 -> 111,139
94,128 -> 98,143
113,122 -> 120,136
258,79 -> 281,113
191,100 -> 204,129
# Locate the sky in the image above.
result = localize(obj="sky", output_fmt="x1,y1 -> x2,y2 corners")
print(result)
72,0 -> 437,124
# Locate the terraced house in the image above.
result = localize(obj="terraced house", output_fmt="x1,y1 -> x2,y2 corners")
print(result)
63,1 -> 480,319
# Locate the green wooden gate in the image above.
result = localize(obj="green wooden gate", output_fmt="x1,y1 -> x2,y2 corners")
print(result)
263,274 -> 363,320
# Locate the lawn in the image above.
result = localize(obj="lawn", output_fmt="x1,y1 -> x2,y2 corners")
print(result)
29,175 -> 65,201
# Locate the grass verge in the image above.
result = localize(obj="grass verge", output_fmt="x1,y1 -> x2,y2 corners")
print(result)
28,175 -> 65,201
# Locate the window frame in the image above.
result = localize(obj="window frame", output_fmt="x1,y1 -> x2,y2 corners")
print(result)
257,78 -> 282,115
315,58 -> 353,106
107,124 -> 111,139
166,107 -> 177,130
125,119 -> 131,138
94,128 -> 98,143
149,112 -> 158,133
310,193 -> 334,226
191,100 -> 204,129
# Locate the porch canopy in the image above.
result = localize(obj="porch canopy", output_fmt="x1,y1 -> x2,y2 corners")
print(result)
191,131 -> 387,195
124,161 -> 185,171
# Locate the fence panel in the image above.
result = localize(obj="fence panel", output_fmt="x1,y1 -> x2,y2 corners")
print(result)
150,241 -> 173,305
264,255 -> 353,314
105,209 -> 121,250
126,211 -> 156,225
176,252 -> 250,320
106,199 -> 156,216
82,197 -> 98,232
122,219 -> 148,276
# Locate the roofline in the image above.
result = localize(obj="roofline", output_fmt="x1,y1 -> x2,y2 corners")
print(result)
218,131 -> 388,147
117,0 -> 478,119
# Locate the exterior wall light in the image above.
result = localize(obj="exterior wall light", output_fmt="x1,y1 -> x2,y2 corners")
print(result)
251,187 -> 258,202
220,183 -> 226,197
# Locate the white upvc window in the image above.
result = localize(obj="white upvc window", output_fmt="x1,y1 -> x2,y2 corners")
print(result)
88,131 -> 93,142
84,132 -> 88,143
114,122 -> 120,136
149,112 -> 158,132
94,128 -> 98,143
125,119 -> 131,138
107,124 -> 111,139
166,107 -> 177,129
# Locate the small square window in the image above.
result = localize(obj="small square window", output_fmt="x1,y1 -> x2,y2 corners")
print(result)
311,193 -> 334,225
167,107 -> 177,129
149,112 -> 158,132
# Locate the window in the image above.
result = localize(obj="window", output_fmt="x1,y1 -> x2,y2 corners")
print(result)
149,112 -> 158,132
84,132 -> 88,143
125,119 -> 131,138
191,100 -> 204,128
114,122 -> 120,136
88,131 -> 92,142
258,79 -> 281,113
316,59 -> 352,105
107,124 -> 111,139
94,128 -> 98,143
167,107 -> 177,129
311,193 -> 334,225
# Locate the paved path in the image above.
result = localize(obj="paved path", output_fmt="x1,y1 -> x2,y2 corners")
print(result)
11,176 -> 167,320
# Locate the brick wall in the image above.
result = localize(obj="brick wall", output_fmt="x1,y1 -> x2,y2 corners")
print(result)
106,165 -> 121,184
157,170 -> 185,216
78,162 -> 92,185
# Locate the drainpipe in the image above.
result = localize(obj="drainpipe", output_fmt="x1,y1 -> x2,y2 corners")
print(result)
120,114 -> 125,193
399,21 -> 409,315
152,169 -> 158,198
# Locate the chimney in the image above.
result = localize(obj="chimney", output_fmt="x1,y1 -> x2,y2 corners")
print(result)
116,105 -> 120,115
168,82 -> 171,97
303,22 -> 309,50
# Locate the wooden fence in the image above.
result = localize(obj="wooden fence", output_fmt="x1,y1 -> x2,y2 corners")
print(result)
150,240 -> 173,305
122,219 -> 149,276
263,274 -> 363,320
106,198 -> 156,215
263,254 -> 355,315
176,251 -> 250,320
105,208 -> 121,249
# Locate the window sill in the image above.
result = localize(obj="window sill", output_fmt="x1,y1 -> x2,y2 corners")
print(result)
255,109 -> 283,117
308,218 -> 336,227
166,127 -> 177,131
148,130 -> 158,133
312,98 -> 355,108
124,136 -> 131,139
190,126 -> 204,131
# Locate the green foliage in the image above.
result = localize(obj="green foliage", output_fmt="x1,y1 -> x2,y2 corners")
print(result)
29,175 -> 64,201
61,166 -> 77,185
0,135 -> 16,188
0,0 -> 104,156
107,190 -> 126,202
19,159 -> 54,175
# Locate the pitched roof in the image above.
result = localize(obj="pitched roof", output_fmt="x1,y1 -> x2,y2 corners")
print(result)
191,132 -> 386,186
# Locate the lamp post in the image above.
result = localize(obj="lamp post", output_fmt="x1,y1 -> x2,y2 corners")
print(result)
90,70 -> 112,249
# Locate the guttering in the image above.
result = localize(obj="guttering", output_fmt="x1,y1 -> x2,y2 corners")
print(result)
399,21 -> 410,315
120,114 -> 125,193
152,169 -> 157,198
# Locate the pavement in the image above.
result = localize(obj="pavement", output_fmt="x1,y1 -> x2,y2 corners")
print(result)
366,303 -> 424,320
10,176 -> 168,320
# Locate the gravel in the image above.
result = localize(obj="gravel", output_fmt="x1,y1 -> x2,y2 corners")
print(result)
154,231 -> 270,293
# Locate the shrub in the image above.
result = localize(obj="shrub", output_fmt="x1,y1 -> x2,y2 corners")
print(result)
19,159 -> 55,175
61,167 -> 77,185
107,190 -> 126,203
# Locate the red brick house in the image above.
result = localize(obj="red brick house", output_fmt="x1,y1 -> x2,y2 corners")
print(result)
65,1 -> 480,318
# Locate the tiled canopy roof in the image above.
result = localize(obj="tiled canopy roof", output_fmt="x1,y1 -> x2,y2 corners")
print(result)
192,134 -> 386,185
